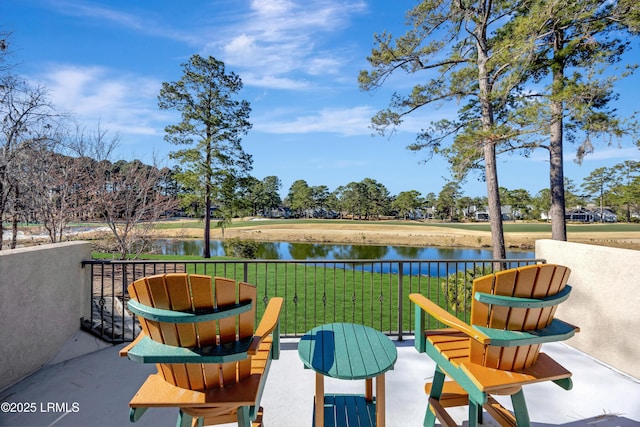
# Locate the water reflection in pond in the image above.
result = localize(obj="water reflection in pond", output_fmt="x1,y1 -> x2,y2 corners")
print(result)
150,239 -> 532,261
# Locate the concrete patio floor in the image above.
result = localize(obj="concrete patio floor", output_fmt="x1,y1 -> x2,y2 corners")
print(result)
1,331 -> 639,427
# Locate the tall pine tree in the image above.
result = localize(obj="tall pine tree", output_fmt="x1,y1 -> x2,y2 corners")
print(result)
159,55 -> 252,258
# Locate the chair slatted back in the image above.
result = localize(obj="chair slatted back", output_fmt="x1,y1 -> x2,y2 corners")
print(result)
128,273 -> 257,391
469,264 -> 571,371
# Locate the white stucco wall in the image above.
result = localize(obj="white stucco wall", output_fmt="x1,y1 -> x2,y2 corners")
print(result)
0,242 -> 91,391
536,239 -> 640,379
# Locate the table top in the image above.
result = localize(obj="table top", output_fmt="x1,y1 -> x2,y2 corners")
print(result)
298,323 -> 398,380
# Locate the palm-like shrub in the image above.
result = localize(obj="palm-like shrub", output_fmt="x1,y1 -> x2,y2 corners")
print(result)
441,266 -> 492,312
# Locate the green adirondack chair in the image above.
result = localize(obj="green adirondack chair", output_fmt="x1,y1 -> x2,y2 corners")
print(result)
119,273 -> 283,427
410,264 -> 579,427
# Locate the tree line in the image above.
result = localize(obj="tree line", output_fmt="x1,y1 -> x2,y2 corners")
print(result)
273,163 -> 640,222
4,0 -> 640,260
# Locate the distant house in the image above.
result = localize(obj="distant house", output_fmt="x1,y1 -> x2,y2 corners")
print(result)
474,206 -> 513,221
501,206 -> 513,221
475,211 -> 489,221
565,209 -> 594,223
564,207 -> 617,223
421,207 -> 436,220
313,209 -> 338,219
594,208 -> 618,223
405,207 -> 435,220
263,208 -> 290,218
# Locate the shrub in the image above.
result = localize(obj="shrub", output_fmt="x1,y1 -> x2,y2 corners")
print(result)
441,265 -> 492,312
223,238 -> 260,259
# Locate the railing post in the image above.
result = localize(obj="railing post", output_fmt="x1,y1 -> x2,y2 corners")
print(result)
397,261 -> 403,341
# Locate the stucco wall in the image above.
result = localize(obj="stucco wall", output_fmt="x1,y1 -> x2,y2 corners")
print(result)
0,242 -> 91,391
536,239 -> 640,379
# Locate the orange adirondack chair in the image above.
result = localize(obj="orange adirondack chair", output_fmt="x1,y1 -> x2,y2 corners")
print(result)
410,264 -> 579,426
120,273 -> 283,427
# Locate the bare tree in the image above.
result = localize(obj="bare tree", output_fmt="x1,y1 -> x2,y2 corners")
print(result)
24,147 -> 93,243
60,125 -> 176,258
0,30 -> 14,75
0,75 -> 58,249
93,158 -> 177,259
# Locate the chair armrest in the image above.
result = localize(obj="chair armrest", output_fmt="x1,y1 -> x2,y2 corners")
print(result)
473,318 -> 578,347
123,335 -> 253,364
119,333 -> 145,357
409,293 -> 490,345
248,297 -> 284,355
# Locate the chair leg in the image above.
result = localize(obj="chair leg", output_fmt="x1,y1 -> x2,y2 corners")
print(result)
468,399 -> 483,427
237,406 -> 251,427
424,366 -> 446,427
177,409 -> 198,427
511,390 -> 531,427
129,407 -> 147,423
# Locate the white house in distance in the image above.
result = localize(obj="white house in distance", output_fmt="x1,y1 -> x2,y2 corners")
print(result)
475,205 -> 619,223
554,206 -> 618,223
474,206 -> 515,221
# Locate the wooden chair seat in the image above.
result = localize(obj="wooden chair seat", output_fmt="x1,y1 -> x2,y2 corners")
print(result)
411,264 -> 579,427
120,273 -> 283,427
126,338 -> 273,409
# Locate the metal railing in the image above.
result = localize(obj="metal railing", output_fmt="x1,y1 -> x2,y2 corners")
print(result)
80,258 -> 543,343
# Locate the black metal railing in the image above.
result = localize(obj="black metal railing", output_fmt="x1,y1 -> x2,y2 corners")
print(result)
80,258 -> 543,343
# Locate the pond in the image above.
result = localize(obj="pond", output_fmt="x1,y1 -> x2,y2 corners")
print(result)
150,238 -> 534,262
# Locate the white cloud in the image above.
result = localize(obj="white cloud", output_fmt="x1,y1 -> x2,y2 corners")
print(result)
45,1 -> 369,92
570,147 -> 639,162
207,0 -> 368,90
242,73 -> 310,90
250,0 -> 294,17
307,56 -> 342,76
225,34 -> 257,58
54,1 -> 146,29
255,106 -> 374,135
252,103 -> 459,137
45,0 -> 199,44
38,64 -> 167,138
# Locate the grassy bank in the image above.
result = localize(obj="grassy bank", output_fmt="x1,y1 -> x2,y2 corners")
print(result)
152,218 -> 640,233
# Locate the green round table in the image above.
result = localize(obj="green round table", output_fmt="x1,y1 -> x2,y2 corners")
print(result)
298,323 -> 398,427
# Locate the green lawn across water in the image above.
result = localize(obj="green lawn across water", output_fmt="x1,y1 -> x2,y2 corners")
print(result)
14,218 -> 640,234
425,222 -> 640,233
151,218 -> 640,233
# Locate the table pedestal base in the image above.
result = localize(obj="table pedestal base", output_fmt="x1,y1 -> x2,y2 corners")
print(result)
313,394 -> 376,427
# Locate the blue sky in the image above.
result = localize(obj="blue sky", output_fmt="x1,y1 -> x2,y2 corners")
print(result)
4,0 -> 640,199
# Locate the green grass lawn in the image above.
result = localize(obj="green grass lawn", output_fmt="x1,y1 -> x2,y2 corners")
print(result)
93,253 -> 475,336
150,218 -> 640,234
14,218 -> 639,235
193,261 -> 453,336
428,222 -> 640,233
